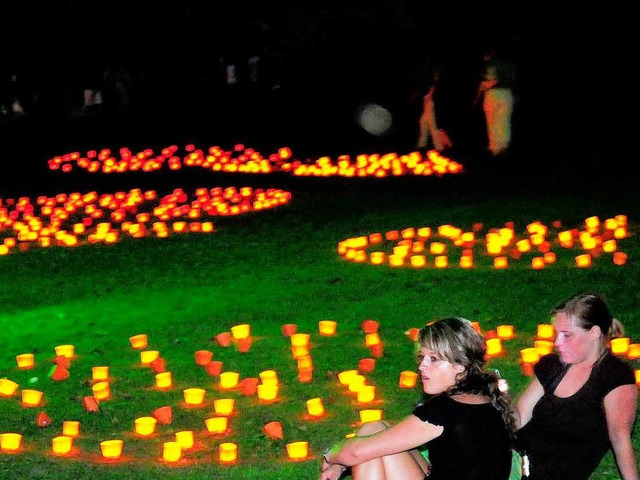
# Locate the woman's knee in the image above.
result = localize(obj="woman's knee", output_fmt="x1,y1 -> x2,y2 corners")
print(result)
356,420 -> 391,436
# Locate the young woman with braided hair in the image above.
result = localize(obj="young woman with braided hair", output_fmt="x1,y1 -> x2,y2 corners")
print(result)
320,316 -> 517,480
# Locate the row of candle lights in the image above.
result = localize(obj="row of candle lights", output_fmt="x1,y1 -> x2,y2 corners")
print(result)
0,186 -> 292,256
338,215 -> 631,269
47,144 -> 463,178
3,320 -> 638,463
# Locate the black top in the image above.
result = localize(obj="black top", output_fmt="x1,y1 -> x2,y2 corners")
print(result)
413,394 -> 512,480
516,353 -> 636,480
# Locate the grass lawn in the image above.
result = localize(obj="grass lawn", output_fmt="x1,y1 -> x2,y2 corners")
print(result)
1,138 -> 639,479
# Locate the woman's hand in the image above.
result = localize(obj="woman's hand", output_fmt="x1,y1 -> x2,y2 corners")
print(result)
320,458 -> 347,480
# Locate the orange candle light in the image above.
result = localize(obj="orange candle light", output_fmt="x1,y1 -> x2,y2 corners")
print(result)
298,367 -> 313,383
220,371 -> 240,389
318,320 -> 337,336
62,421 -> 80,438
370,343 -> 384,358
521,362 -> 535,376
297,355 -> 313,370
286,441 -> 309,460
1,433 -> 23,452
183,388 -> 206,406
195,350 -> 214,366
575,253 -> 592,268
206,360 -> 223,376
306,397 -> 325,417
16,353 -> 35,369
282,323 -> 297,336
399,371 -> 418,388
219,442 -> 238,463
152,406 -> 172,425
21,389 -> 44,407
291,345 -> 310,358
206,416 -> 229,434
52,435 -> 73,456
358,358 -> 376,373
361,319 -> 379,334
347,375 -> 366,393
100,439 -> 124,459
129,334 -> 148,349
215,332 -> 232,347
162,441 -> 182,463
240,377 -> 259,396
214,398 -> 235,416
134,416 -> 157,436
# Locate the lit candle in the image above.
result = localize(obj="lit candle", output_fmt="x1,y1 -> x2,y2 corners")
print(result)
219,371 -> 240,389
134,417 -> 157,436
359,409 -> 383,424
219,442 -> 238,463
162,441 -> 182,463
100,439 -> 124,459
183,388 -> 206,406
0,433 -> 22,452
286,441 -> 309,460
16,353 -> 35,369
318,320 -> 337,336
175,430 -> 194,450
21,389 -> 44,407
62,421 -> 80,438
306,397 -> 325,417
399,371 -> 418,388
205,416 -> 229,434
213,398 -> 235,416
52,435 -> 73,456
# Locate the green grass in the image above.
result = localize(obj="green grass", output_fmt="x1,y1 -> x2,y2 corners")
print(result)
1,164 -> 639,479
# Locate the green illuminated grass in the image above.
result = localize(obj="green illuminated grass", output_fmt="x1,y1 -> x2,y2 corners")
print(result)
1,167 -> 639,479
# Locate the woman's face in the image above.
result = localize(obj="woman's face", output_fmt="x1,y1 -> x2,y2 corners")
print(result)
417,346 -> 464,395
554,312 -> 599,364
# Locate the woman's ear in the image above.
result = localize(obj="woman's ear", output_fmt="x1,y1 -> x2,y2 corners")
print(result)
453,363 -> 466,375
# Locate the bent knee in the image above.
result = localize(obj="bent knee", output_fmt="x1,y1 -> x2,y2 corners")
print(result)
356,420 -> 391,436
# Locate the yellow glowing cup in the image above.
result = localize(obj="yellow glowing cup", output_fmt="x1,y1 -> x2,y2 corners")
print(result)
357,385 -> 376,403
318,320 -> 337,336
62,421 -> 80,438
611,337 -> 630,355
0,378 -> 19,397
259,370 -> 279,386
257,384 -> 279,402
286,441 -> 309,460
163,441 -> 182,463
214,398 -> 235,416
219,442 -> 238,463
129,334 -> 148,349
100,439 -> 123,459
537,324 -> 555,339
54,344 -> 75,359
134,416 -> 157,436
183,388 -> 206,406
290,333 -> 310,347
16,353 -> 35,369
485,337 -> 503,356
337,369 -> 358,385
1,433 -> 22,452
359,409 -> 383,424
496,325 -> 514,339
231,324 -> 251,339
291,345 -> 310,358
219,371 -> 240,389
520,348 -> 541,364
306,397 -> 325,417
205,416 -> 228,434
92,366 -> 109,382
534,340 -> 554,356
140,350 -> 160,365
347,375 -> 366,393
175,430 -> 194,449
52,435 -> 73,455
155,372 -> 173,389
21,389 -> 44,407
92,381 -> 111,401
399,371 -> 418,388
